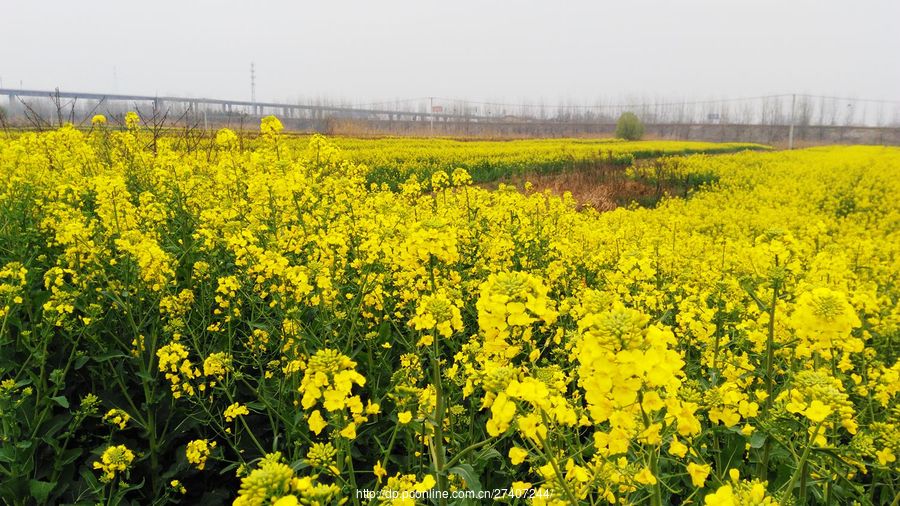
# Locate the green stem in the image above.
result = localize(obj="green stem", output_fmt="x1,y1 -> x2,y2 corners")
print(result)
799,458 -> 808,504
781,421 -> 823,506
649,447 -> 663,506
444,438 -> 495,469
763,281 -> 779,411
367,422 -> 402,506
430,339 -> 448,506
638,393 -> 663,506
345,445 -> 361,506
223,389 -> 268,457
238,414 -> 268,456
759,280 -> 779,479
533,422 -> 579,506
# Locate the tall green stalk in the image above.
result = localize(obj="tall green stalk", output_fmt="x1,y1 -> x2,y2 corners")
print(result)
759,271 -> 780,480
781,421 -> 823,506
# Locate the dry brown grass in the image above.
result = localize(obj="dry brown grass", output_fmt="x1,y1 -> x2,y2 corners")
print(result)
483,164 -> 664,211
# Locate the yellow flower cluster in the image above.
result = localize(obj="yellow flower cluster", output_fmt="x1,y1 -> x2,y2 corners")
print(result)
476,271 -> 558,360
224,402 -> 250,422
300,349 -> 371,439
0,262 -> 26,319
486,375 -> 577,441
260,116 -> 284,137
156,342 -> 201,398
93,444 -> 135,482
233,452 -> 341,506
779,369 -> 857,436
381,473 -> 436,506
124,111 -> 140,129
169,479 -> 187,494
408,289 -> 464,342
704,471 -> 775,506
577,303 -> 695,454
103,408 -> 130,430
115,231 -> 174,292
203,352 -> 233,383
216,128 -> 240,150
790,287 -> 862,359
305,442 -> 337,470
186,439 -> 216,470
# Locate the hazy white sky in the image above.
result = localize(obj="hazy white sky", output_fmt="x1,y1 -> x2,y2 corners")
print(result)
2,0 -> 898,105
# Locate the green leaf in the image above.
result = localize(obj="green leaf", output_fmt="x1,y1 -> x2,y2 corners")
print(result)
28,480 -> 56,504
219,461 -> 243,477
116,478 -> 145,496
50,395 -> 69,409
749,432 -> 767,449
93,351 -> 129,363
42,414 -> 72,439
80,468 -> 102,493
0,478 -> 28,503
58,448 -> 82,466
476,447 -> 503,463
74,355 -> 90,370
740,278 -> 768,312
720,433 -> 745,471
447,463 -> 482,492
290,460 -> 311,472
135,370 -> 154,382
0,446 -> 14,463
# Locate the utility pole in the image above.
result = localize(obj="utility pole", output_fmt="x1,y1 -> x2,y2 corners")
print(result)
788,93 -> 796,150
250,62 -> 256,115
429,96 -> 434,136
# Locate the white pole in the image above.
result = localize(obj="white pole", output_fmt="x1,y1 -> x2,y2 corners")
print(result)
788,93 -> 796,150
430,96 -> 434,136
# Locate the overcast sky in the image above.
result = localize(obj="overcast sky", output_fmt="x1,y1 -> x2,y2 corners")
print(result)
2,0 -> 898,106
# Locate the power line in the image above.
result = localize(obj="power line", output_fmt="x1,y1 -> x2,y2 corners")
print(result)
800,94 -> 900,105
349,93 -> 900,112
353,97 -> 429,108
430,94 -> 793,110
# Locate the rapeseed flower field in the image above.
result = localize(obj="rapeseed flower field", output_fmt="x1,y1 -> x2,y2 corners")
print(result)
0,117 -> 897,505
325,137 -> 766,188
